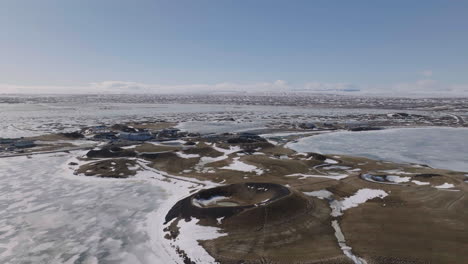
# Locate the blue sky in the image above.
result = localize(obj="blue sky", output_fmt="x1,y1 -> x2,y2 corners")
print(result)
1,0 -> 467,95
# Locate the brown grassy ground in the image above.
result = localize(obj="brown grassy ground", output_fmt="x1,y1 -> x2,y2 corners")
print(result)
74,137 -> 468,263
76,159 -> 139,178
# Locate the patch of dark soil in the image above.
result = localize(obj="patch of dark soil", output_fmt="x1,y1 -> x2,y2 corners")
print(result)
240,142 -> 275,154
368,256 -> 427,264
349,127 -> 382,132
111,124 -> 139,132
227,133 -> 268,144
139,152 -> 177,160
184,141 -> 197,146
86,146 -> 137,158
76,159 -> 138,178
414,173 -> 441,178
183,146 -> 223,157
60,131 -> 84,139
307,153 -> 327,161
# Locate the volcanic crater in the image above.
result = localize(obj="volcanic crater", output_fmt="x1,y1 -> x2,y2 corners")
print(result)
165,183 -> 346,263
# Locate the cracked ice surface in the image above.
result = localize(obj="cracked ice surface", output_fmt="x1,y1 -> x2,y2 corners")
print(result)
0,153 -> 170,264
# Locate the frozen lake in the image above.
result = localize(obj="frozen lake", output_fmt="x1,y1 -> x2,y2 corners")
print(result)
287,127 -> 468,172
0,153 -> 171,264
0,102 -> 439,137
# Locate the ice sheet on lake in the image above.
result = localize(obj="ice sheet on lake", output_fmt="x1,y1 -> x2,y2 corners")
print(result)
287,127 -> 468,172
259,131 -> 324,138
0,153 -> 170,264
0,152 -> 220,264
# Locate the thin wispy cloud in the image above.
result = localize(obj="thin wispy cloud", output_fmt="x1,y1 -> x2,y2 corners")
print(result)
420,70 -> 433,77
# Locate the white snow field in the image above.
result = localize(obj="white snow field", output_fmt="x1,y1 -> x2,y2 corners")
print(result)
0,152 -> 219,264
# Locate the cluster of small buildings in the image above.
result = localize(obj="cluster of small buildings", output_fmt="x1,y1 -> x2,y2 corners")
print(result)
298,122 -> 316,129
202,132 -> 266,144
87,125 -> 187,142
119,131 -> 153,141
296,121 -> 381,131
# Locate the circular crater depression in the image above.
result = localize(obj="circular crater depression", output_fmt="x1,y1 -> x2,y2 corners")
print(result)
165,182 -> 291,223
164,182 -> 339,263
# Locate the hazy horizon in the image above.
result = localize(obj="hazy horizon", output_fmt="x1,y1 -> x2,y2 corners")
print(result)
1,0 -> 467,96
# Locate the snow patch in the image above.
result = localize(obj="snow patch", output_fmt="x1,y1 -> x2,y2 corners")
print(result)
330,189 -> 388,217
411,180 -> 430,185
192,196 -> 229,207
221,158 -> 264,175
386,175 -> 411,183
379,169 -> 413,175
435,183 -> 455,189
176,152 -> 200,159
174,218 -> 227,263
303,190 -> 333,200
286,173 -> 348,180
211,144 -> 241,155
332,220 -> 368,264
